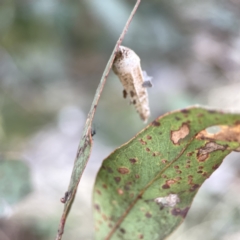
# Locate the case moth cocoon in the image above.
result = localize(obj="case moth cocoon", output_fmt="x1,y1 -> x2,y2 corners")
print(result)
112,46 -> 151,123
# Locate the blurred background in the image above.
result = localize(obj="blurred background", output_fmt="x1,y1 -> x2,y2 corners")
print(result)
1,0 -> 240,239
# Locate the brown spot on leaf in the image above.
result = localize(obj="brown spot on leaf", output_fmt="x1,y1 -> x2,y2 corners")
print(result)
135,174 -> 140,179
197,170 -> 203,174
145,212 -> 152,218
212,164 -> 220,170
166,179 -> 177,185
94,204 -> 100,212
175,116 -> 181,121
189,184 -> 200,192
118,167 -> 130,174
188,175 -> 193,184
200,142 -> 226,153
114,177 -> 121,183
174,166 -> 179,169
181,109 -> 189,114
162,179 -> 178,189
162,184 -> 170,189
120,228 -> 126,234
202,172 -> 209,178
187,152 -> 193,157
146,147 -> 150,152
139,234 -> 144,239
171,207 -> 189,218
197,153 -> 209,162
196,124 -> 240,143
176,170 -> 182,174
129,158 -> 137,164
185,165 -> 191,168
96,189 -> 101,195
155,151 -> 161,156
147,135 -> 152,140
171,123 -> 190,145
118,189 -> 124,195
102,184 -> 108,189
139,139 -> 147,145
133,100 -> 136,105
197,142 -> 226,162
161,159 -> 168,164
152,120 -> 160,126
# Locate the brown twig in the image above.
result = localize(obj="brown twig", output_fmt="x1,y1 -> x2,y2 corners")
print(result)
55,1 -> 141,239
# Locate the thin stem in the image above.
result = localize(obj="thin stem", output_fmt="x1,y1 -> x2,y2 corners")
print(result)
55,1 -> 141,239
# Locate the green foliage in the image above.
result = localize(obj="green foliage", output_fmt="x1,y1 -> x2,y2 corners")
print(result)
0,159 -> 32,216
1,98 -> 55,142
93,107 -> 240,240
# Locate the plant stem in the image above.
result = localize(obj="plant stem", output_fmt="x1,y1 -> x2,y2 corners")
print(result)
55,1 -> 141,240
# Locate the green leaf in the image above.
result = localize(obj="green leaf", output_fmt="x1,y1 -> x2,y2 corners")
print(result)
93,106 -> 240,240
0,159 -> 32,216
